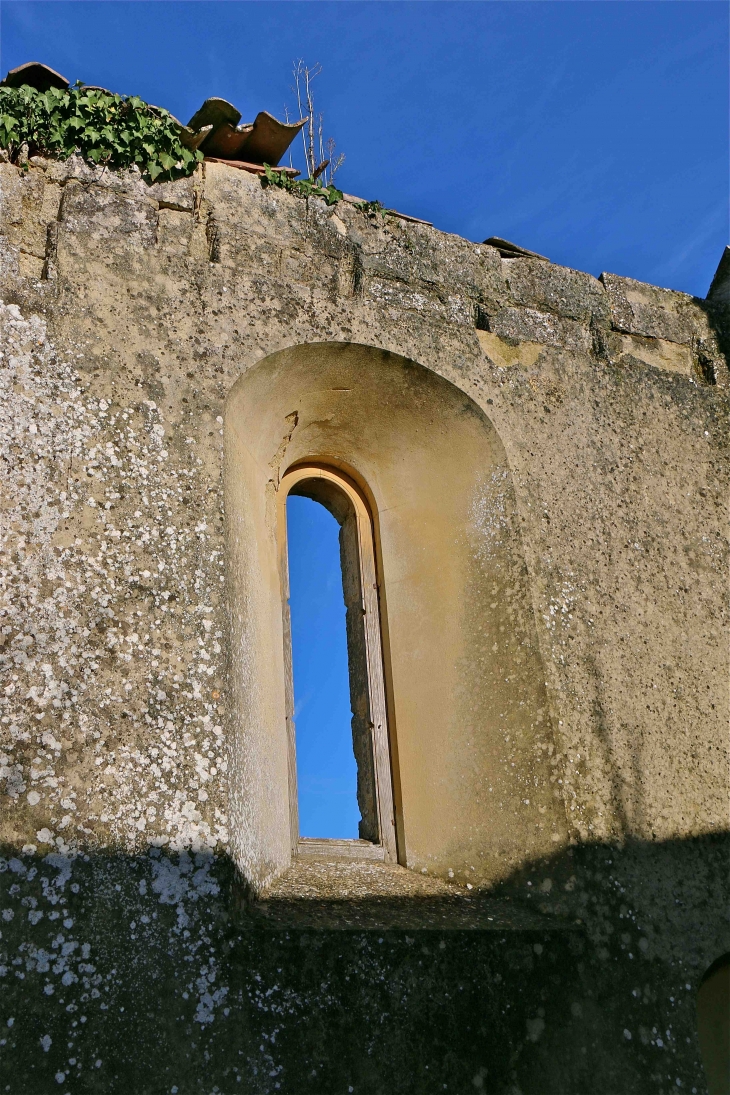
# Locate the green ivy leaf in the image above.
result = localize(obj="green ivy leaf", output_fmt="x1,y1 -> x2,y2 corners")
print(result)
0,83 -> 204,183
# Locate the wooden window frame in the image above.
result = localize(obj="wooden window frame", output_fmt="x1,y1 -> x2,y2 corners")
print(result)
277,463 -> 398,863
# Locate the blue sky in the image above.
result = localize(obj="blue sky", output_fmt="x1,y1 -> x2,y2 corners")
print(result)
0,1 -> 727,296
286,496 -> 359,839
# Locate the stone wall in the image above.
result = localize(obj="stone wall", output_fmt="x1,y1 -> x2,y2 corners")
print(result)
0,154 -> 728,1093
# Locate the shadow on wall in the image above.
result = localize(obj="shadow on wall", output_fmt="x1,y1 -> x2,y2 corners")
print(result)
703,247 -> 730,385
697,953 -> 730,1095
0,831 -> 728,1094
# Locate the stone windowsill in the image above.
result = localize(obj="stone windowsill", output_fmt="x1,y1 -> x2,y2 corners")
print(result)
246,858 -> 577,932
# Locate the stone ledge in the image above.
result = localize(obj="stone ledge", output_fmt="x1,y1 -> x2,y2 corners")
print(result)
248,859 -> 576,931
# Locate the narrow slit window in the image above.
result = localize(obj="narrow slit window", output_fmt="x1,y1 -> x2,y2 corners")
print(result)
286,493 -> 360,839
279,466 -> 397,862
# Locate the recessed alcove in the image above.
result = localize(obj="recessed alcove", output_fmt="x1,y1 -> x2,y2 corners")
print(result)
225,342 -> 567,895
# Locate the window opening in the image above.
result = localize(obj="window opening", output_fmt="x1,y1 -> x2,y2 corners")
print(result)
286,493 -> 360,839
278,465 -> 397,862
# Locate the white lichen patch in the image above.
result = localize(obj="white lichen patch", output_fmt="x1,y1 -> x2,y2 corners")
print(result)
469,468 -> 512,560
0,846 -> 231,1038
542,578 -> 577,639
0,301 -> 228,855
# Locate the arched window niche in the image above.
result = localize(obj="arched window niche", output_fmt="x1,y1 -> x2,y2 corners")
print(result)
278,464 -> 398,862
225,343 -> 567,895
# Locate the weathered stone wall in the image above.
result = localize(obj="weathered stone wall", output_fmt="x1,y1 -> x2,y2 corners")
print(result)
0,154 -> 727,1093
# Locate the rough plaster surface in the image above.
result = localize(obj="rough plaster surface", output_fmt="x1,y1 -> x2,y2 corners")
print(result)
0,155 -> 728,1093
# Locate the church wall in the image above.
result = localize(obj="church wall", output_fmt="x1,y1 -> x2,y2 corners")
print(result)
0,154 -> 727,1092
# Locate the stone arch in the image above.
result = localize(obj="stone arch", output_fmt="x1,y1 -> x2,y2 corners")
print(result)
224,342 -> 566,893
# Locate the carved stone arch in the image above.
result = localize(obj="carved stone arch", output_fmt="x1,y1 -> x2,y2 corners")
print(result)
224,342 -> 566,893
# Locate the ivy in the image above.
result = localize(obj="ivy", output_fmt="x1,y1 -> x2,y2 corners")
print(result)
353,199 -> 388,218
261,163 -> 343,206
0,83 -> 202,183
261,165 -> 397,223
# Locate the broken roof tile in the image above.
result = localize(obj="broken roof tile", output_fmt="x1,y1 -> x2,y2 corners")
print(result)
187,98 -> 305,167
483,236 -> 550,262
201,122 -> 254,160
233,112 -> 306,167
0,61 -> 69,92
187,97 -> 242,133
178,124 -> 214,152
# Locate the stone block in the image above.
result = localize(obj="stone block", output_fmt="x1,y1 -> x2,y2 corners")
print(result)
148,175 -> 197,213
612,332 -> 696,377
45,155 -> 151,200
0,235 -> 19,278
362,274 -> 474,326
156,208 -> 194,256
601,271 -> 696,345
353,217 -> 502,305
18,251 -> 44,280
201,160 -> 264,222
485,305 -> 592,353
0,163 -> 24,229
59,182 -> 158,251
13,176 -> 61,261
502,257 -> 610,324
